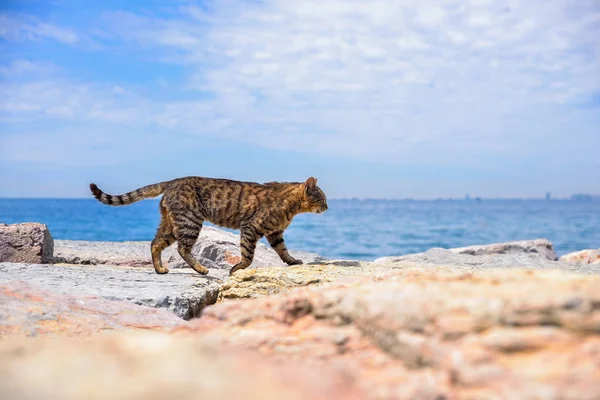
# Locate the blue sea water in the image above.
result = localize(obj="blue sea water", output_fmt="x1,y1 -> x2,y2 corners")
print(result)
0,198 -> 598,260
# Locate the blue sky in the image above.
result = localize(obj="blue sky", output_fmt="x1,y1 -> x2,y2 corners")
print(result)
1,0 -> 599,199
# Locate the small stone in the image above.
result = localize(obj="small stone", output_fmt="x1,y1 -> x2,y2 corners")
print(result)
560,249 -> 600,265
0,223 -> 54,264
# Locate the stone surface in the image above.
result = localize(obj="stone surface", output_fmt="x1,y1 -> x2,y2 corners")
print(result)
0,331 -> 364,400
53,240 -> 153,267
372,247 -> 600,274
560,249 -> 600,265
219,256 -> 600,303
0,263 -> 220,320
219,261 -> 390,301
376,238 -> 558,263
0,223 -> 54,264
181,267 -> 600,399
54,226 -> 326,270
0,281 -> 186,338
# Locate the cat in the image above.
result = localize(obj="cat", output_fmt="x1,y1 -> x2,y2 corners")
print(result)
89,176 -> 327,276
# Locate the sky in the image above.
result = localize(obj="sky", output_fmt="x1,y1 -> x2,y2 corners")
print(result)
0,0 -> 599,199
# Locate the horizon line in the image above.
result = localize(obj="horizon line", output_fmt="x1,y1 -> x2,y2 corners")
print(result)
1,196 -> 599,202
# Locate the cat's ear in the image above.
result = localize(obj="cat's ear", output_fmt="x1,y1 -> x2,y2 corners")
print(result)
305,177 -> 317,189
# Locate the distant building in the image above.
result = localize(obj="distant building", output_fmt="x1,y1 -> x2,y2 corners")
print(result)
571,194 -> 599,201
545,192 -> 551,201
465,195 -> 471,201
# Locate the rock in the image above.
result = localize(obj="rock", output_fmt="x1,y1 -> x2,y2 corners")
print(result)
374,248 -> 600,274
218,261 -> 388,301
53,226 -> 326,270
0,263 -> 220,320
376,238 -> 558,263
450,238 -> 558,260
0,223 -> 54,264
0,331 -> 364,400
220,254 -> 600,302
560,249 -> 600,265
180,266 -> 600,399
0,281 -> 186,338
53,240 -> 153,267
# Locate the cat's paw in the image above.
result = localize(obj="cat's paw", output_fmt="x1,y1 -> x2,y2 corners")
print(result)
287,259 -> 304,265
229,263 -> 246,276
155,266 -> 169,274
195,266 -> 209,275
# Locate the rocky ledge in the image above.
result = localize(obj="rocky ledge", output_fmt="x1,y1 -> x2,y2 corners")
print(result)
1,222 -> 600,399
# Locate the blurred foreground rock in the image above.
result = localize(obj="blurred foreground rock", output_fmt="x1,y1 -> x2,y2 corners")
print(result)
183,267 -> 600,399
0,223 -> 54,264
1,263 -> 600,398
0,331 -> 363,400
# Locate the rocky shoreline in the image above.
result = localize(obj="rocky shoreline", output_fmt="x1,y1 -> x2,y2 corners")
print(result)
1,222 -> 599,399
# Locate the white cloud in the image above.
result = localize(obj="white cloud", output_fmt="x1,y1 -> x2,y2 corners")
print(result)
0,12 -> 78,44
2,0 -> 599,168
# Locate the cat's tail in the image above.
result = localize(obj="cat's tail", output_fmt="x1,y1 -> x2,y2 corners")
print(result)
89,181 -> 168,206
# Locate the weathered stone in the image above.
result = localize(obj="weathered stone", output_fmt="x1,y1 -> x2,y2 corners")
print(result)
53,240 -> 153,267
180,267 -> 600,399
0,331 -> 364,400
560,249 -> 600,265
376,238 -> 558,263
450,238 -> 558,260
218,261 -> 405,301
0,223 -> 54,264
372,247 -> 600,274
220,256 -> 600,303
53,226 -> 326,270
0,263 -> 220,320
0,281 -> 185,338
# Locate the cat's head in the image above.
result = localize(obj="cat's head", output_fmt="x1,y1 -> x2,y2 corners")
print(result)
304,177 -> 328,214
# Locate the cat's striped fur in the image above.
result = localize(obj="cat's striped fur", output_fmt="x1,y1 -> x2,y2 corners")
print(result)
90,176 -> 328,276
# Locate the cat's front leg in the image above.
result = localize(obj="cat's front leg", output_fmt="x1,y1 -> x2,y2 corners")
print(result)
229,224 -> 261,275
266,230 -> 303,266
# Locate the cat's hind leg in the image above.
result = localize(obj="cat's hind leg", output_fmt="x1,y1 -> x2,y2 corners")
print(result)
172,215 -> 209,275
151,202 -> 176,274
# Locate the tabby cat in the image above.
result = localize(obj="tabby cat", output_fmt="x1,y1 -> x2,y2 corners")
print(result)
89,176 -> 328,276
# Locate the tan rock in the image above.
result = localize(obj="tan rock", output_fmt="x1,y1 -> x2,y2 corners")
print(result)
218,261 -> 375,301
182,267 -> 600,399
560,249 -> 600,265
0,223 -> 54,263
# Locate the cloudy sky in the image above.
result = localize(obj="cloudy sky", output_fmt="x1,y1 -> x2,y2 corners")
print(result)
1,0 -> 599,199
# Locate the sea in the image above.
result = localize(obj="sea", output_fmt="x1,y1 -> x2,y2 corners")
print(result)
1,198 -> 598,260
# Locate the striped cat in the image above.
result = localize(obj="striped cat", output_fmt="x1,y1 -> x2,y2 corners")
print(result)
89,176 -> 327,276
